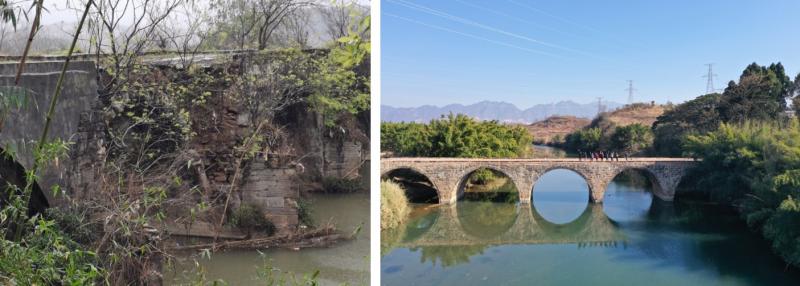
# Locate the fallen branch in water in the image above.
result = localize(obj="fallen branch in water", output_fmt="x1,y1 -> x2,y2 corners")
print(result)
169,225 -> 344,252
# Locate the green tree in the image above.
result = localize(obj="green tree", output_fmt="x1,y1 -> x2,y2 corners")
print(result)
563,127 -> 602,152
652,93 -> 722,156
718,63 -> 792,123
684,121 -> 800,267
610,123 -> 653,154
381,114 -> 532,158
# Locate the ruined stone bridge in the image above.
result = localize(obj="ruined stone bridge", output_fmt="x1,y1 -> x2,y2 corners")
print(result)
381,157 -> 697,204
1,60 -> 99,208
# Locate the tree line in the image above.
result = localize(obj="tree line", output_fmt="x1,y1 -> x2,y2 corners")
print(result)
381,113 -> 533,158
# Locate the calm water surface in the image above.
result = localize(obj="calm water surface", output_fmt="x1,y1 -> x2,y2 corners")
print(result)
165,191 -> 370,285
381,169 -> 800,286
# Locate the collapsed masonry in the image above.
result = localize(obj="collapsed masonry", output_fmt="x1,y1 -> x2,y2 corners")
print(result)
0,52 -> 368,231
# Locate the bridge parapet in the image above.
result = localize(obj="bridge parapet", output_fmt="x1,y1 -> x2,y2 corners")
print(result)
381,158 -> 697,204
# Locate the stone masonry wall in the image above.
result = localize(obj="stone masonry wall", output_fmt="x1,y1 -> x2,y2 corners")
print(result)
0,61 -> 99,206
324,140 -> 363,179
239,158 -> 299,228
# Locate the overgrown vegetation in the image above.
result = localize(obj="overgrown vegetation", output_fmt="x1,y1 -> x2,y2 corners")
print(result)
0,0 -> 370,284
381,180 -> 410,230
297,198 -> 315,227
684,121 -> 800,267
381,113 -> 533,158
229,204 -> 276,236
322,176 -> 364,193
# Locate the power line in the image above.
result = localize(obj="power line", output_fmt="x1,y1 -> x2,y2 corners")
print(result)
702,63 -> 717,94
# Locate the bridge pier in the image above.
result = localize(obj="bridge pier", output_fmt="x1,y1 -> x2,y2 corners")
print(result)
587,177 -> 609,203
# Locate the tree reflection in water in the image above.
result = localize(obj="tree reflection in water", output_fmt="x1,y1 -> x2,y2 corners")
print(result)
413,244 -> 489,268
458,176 -> 519,239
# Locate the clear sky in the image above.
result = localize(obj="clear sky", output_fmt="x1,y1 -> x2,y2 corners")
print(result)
382,0 -> 800,108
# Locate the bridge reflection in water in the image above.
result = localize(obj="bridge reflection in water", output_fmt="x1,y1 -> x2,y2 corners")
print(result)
384,201 -> 631,254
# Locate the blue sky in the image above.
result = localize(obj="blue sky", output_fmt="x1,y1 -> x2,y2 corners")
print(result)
381,0 -> 800,108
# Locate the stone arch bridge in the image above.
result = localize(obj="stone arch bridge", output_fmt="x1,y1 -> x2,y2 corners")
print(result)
381,157 -> 697,204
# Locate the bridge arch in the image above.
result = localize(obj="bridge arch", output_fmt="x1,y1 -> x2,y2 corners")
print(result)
454,166 -> 520,202
531,166 -> 594,201
381,167 -> 440,204
0,148 -> 49,216
381,158 -> 696,205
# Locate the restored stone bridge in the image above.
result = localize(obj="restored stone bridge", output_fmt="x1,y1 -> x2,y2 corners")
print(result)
381,157 -> 697,204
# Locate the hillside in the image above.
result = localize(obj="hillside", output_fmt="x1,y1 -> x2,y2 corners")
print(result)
521,115 -> 591,144
601,102 -> 665,128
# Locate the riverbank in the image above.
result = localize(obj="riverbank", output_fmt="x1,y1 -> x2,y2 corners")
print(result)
165,191 -> 370,285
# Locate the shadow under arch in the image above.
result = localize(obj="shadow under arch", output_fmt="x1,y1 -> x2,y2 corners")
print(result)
672,167 -> 705,202
0,148 -> 49,216
382,167 -> 439,204
456,166 -> 519,203
603,168 -> 658,221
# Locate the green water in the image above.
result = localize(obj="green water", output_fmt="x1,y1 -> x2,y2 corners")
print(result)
381,169 -> 800,286
164,192 -> 370,285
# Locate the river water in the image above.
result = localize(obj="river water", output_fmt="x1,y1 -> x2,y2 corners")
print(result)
381,169 -> 800,286
164,191 -> 370,285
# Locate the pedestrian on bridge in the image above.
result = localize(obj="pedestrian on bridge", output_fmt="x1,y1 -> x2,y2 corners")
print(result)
578,149 -> 582,161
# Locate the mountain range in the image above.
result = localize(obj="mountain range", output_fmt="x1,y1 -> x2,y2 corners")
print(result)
382,100 -> 624,124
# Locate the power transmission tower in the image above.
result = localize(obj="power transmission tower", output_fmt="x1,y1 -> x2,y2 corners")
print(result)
703,63 -> 717,94
625,80 -> 636,104
597,97 -> 605,114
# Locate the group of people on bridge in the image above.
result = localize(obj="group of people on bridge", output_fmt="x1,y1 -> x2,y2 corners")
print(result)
577,150 -> 628,161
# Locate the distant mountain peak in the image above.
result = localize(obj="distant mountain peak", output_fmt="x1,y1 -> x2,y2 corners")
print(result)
382,100 -> 623,124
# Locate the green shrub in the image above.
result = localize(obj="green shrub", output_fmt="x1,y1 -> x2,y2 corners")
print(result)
468,168 -> 496,185
44,206 -> 102,246
322,176 -> 363,193
297,198 -> 314,227
229,204 -> 275,236
381,180 -> 410,230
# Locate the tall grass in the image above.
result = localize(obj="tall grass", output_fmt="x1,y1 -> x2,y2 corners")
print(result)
381,180 -> 410,230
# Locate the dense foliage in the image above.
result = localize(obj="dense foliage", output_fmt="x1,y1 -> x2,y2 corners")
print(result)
652,93 -> 722,156
652,62 -> 797,156
684,121 -> 800,267
381,114 -> 532,158
562,127 -> 602,152
609,123 -> 653,154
